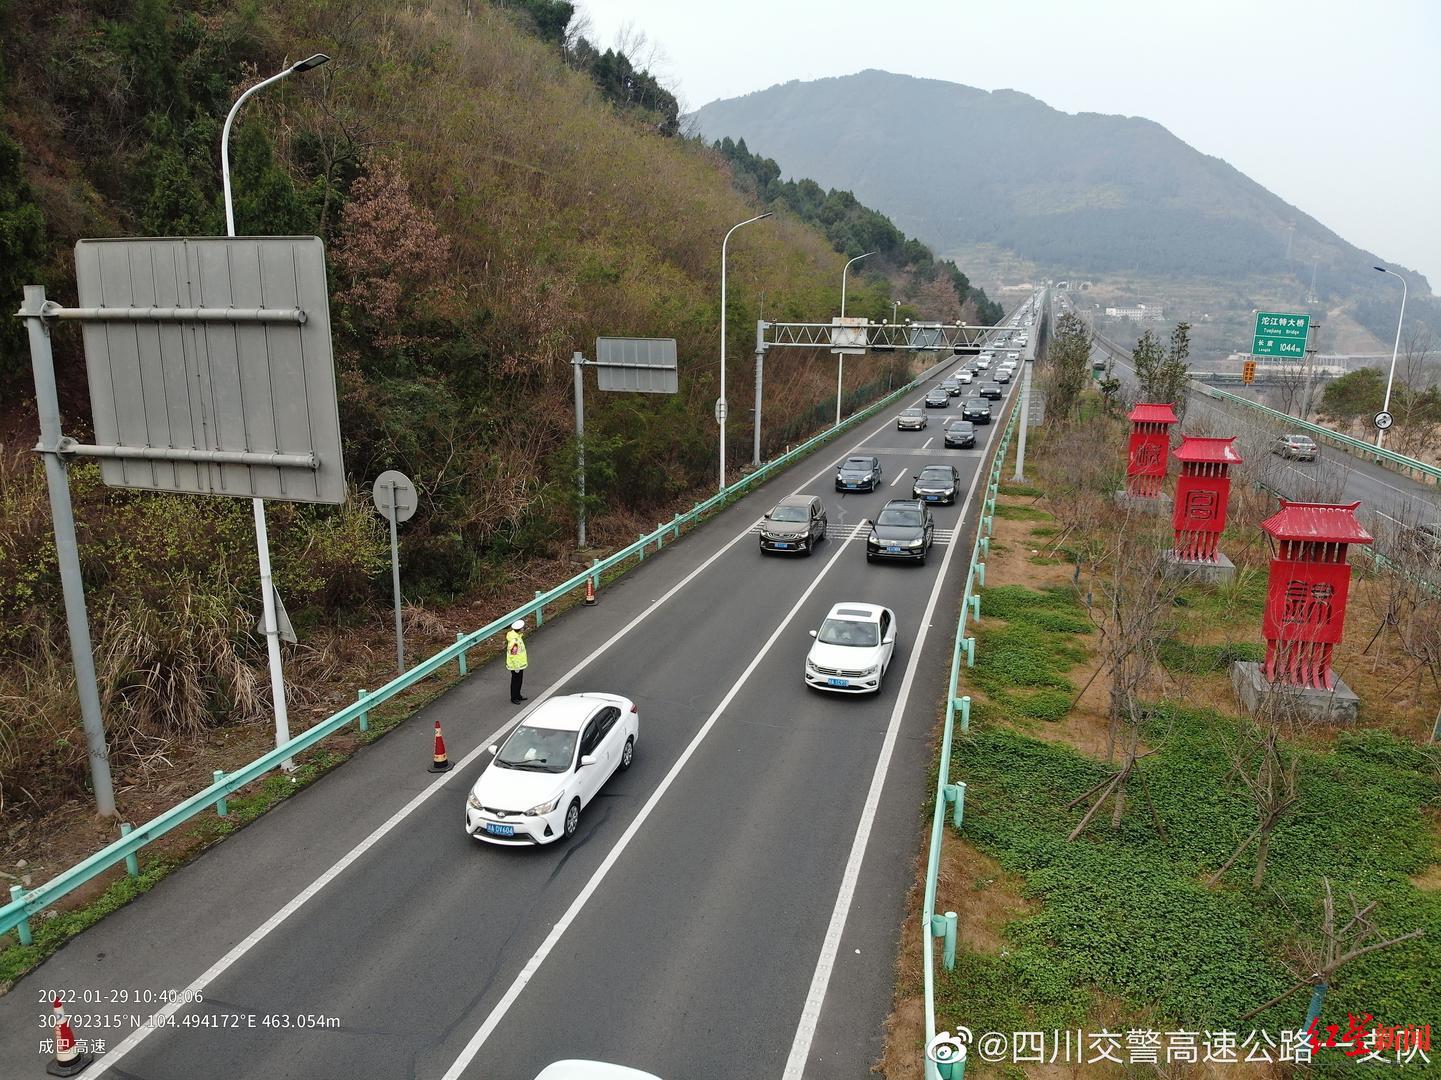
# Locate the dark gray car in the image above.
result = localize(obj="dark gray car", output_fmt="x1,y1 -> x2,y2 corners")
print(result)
866,499 -> 935,564
944,420 -> 976,448
912,464 -> 961,504
836,455 -> 882,492
759,494 -> 827,555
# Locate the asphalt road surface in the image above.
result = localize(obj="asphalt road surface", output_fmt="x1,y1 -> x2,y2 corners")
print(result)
0,329 -> 1031,1080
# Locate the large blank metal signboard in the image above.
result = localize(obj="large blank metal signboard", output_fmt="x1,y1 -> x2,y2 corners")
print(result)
595,336 -> 678,393
73,237 -> 345,503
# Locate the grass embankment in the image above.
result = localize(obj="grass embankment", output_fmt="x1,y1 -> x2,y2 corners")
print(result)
888,423 -> 1440,1079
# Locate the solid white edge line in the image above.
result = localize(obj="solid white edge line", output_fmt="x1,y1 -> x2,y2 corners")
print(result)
85,361 -> 959,1077
437,518 -> 870,1080
779,399 -> 1001,1080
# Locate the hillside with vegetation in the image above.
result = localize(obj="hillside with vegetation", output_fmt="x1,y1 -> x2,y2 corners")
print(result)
0,0 -> 993,816
691,70 -> 1441,347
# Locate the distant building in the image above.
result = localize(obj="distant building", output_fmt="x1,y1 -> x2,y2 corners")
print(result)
1104,304 -> 1165,322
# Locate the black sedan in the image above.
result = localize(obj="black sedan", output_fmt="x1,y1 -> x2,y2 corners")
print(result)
865,500 -> 935,564
924,388 -> 950,408
943,420 -> 976,448
961,396 -> 992,424
977,382 -> 1003,400
912,464 -> 961,504
835,455 -> 882,492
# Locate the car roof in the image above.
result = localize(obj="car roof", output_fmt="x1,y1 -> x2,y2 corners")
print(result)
773,494 -> 815,508
844,455 -> 877,463
920,463 -> 955,472
521,694 -> 608,732
883,498 -> 923,509
826,602 -> 883,621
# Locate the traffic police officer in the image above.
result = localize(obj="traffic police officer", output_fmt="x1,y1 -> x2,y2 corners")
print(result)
506,619 -> 528,704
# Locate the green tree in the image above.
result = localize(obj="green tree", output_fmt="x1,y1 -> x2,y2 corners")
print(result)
231,122 -> 317,236
1318,367 -> 1385,427
1046,312 -> 1092,422
1131,329 -> 1166,398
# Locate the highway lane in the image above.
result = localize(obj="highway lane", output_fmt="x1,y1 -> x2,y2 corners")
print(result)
0,342 -> 1023,1079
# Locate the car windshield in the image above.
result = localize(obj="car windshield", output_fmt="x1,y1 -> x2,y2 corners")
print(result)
948,422 -> 973,432
817,618 -> 880,647
769,505 -> 808,522
902,409 -> 921,417
877,508 -> 922,527
495,724 -> 575,773
920,468 -> 952,481
843,458 -> 872,470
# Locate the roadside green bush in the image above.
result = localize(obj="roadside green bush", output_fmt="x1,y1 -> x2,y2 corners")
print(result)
1157,637 -> 1265,674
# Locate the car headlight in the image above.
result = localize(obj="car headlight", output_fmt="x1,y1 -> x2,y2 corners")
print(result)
467,792 -> 482,810
867,535 -> 881,546
859,664 -> 879,677
524,794 -> 563,817
806,657 -> 820,672
907,538 -> 924,548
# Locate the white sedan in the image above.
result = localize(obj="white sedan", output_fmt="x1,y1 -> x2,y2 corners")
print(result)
466,693 -> 638,845
804,602 -> 898,694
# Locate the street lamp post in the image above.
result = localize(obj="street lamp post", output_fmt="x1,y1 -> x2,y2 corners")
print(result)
1373,266 -> 1408,448
221,52 -> 329,770
719,212 -> 772,491
837,251 -> 875,426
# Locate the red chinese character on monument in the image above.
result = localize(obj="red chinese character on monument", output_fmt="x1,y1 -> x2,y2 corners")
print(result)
1171,436 -> 1241,562
1125,403 -> 1178,498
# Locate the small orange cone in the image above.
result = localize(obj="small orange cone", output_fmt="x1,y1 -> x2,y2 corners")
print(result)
428,720 -> 453,773
48,996 -> 91,1076
584,576 -> 597,606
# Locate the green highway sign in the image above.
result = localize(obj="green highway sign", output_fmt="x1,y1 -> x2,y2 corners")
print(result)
1252,311 -> 1310,358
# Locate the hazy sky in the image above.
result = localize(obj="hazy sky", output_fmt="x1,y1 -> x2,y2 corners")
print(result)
577,0 -> 1441,294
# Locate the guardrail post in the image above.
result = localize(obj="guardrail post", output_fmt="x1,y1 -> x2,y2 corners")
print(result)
357,689 -> 370,733
534,592 -> 544,626
656,524 -> 664,549
949,781 -> 966,828
8,885 -> 31,946
979,536 -> 989,558
969,594 -> 981,622
942,910 -> 958,970
963,636 -> 975,667
637,535 -> 645,561
118,822 -> 140,877
960,695 -> 971,734
975,561 -> 986,586
213,770 -> 229,817
456,633 -> 469,675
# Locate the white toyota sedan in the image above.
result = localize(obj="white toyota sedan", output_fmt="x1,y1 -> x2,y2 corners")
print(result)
466,693 -> 638,845
804,602 -> 898,694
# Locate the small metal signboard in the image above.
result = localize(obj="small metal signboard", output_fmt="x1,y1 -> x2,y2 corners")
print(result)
1251,311 -> 1310,358
72,236 -> 345,503
372,469 -> 418,523
1374,411 -> 1394,431
830,317 -> 868,355
595,336 -> 678,393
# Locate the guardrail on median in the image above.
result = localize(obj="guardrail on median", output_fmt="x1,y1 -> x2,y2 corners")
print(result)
1,359 -> 956,946
920,389 -> 1023,1079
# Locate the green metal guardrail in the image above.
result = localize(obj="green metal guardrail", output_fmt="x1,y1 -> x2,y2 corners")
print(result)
1,355 -> 961,946
920,387 -> 1023,1079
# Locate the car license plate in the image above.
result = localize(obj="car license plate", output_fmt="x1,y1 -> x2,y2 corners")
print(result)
887,545 -> 902,553
926,495 -> 939,501
774,542 -> 790,548
485,823 -> 515,837
847,483 -> 859,489
827,677 -> 849,688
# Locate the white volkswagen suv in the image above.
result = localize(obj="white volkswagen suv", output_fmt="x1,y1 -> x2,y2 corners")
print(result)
466,693 -> 638,845
804,603 -> 898,694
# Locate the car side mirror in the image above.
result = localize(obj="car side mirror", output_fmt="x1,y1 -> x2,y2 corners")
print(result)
884,633 -> 895,645
808,629 -> 817,638
579,754 -> 597,768
488,744 -> 500,755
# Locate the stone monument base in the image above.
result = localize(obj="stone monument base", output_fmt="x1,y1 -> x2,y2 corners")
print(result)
1113,490 -> 1173,514
1161,550 -> 1236,586
1230,661 -> 1360,725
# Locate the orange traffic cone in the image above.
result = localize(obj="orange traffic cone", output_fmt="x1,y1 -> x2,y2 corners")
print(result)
429,720 -> 453,772
584,576 -> 597,606
48,996 -> 91,1076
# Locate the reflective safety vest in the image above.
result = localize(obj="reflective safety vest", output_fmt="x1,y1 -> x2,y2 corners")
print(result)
505,630 -> 527,671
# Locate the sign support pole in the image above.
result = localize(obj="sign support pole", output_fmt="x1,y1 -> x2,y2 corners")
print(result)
20,285 -> 116,816
574,352 -> 587,549
753,322 -> 767,468
386,481 -> 405,678
1013,361 -> 1031,482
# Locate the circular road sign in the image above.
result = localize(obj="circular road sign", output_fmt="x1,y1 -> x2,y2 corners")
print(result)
372,469 -> 418,523
1373,411 -> 1394,431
